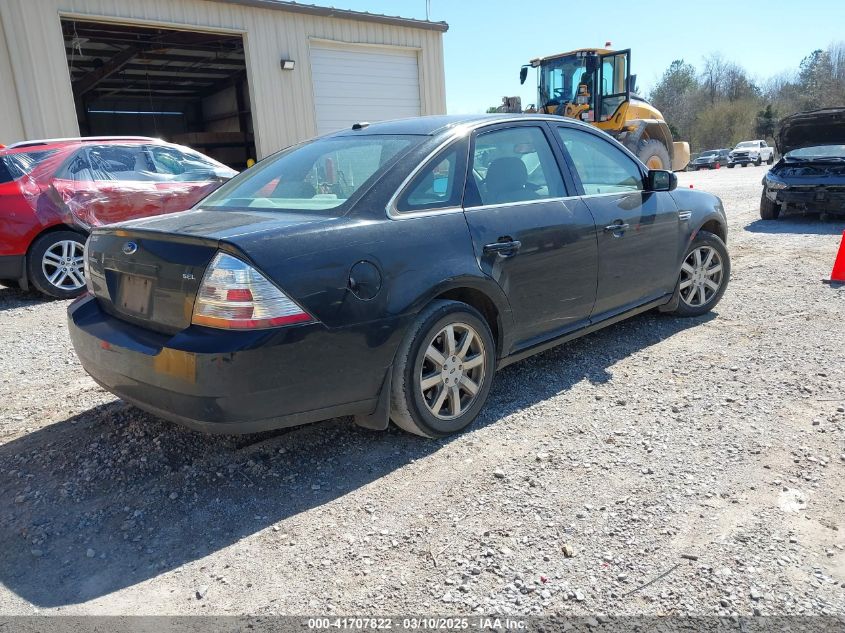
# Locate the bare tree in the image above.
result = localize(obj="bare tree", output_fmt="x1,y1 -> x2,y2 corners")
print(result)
701,53 -> 728,105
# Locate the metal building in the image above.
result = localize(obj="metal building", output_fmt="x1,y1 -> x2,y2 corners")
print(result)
0,0 -> 448,167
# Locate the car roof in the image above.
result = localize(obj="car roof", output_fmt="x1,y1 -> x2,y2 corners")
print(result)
2,136 -> 162,153
328,113 -> 592,138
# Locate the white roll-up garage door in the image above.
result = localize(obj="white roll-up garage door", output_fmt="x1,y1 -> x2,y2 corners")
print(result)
310,42 -> 422,136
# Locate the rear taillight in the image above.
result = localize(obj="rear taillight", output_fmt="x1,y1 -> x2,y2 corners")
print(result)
191,253 -> 314,329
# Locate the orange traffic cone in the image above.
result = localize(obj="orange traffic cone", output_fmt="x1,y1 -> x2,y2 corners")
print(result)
824,230 -> 845,284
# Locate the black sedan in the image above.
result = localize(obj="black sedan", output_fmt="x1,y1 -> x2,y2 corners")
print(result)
689,149 -> 730,170
761,108 -> 845,219
68,114 -> 730,438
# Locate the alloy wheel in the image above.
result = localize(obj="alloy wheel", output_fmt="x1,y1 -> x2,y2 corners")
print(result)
42,239 -> 85,291
679,245 -> 724,307
419,322 -> 486,420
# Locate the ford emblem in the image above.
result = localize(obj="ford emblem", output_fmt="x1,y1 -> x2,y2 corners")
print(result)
122,241 -> 138,255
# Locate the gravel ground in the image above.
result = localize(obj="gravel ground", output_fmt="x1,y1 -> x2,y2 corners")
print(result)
1,165 -> 844,617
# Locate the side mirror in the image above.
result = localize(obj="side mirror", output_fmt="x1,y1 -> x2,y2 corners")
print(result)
628,73 -> 637,94
647,169 -> 677,192
519,66 -> 528,85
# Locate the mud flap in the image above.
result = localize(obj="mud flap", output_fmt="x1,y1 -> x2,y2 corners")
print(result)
353,370 -> 391,431
18,266 -> 29,292
658,282 -> 681,313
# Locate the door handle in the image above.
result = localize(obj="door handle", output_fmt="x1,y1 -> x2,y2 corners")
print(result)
483,240 -> 522,256
604,222 -> 630,233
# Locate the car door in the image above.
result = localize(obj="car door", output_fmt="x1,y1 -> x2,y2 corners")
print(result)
462,122 -> 598,348
553,125 -> 680,320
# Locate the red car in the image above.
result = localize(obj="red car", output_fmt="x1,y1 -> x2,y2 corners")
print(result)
0,137 -> 236,298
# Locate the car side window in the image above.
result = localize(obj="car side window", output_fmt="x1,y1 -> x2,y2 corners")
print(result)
396,144 -> 464,213
62,145 -> 155,182
467,126 -> 565,206
0,158 -> 14,183
556,127 -> 643,194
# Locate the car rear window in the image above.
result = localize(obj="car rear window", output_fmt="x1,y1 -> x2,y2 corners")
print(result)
0,150 -> 59,183
202,135 -> 422,215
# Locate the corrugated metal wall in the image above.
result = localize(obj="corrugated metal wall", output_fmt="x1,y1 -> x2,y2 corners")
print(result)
0,10 -> 25,144
0,0 -> 447,157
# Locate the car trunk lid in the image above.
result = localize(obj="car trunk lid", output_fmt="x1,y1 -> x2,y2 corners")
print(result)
85,209 -> 334,334
86,230 -> 219,334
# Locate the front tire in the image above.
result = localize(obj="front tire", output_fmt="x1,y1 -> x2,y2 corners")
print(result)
27,231 -> 87,299
760,192 -> 781,220
390,300 -> 496,438
669,231 -> 730,317
728,163 -> 735,169
767,154 -> 775,165
755,156 -> 762,166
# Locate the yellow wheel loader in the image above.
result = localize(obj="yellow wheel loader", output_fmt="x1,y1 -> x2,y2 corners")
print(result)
520,48 -> 690,171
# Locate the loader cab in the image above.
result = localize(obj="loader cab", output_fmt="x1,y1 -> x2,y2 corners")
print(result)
526,48 -> 631,124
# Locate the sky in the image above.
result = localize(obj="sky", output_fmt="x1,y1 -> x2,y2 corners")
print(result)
304,0 -> 845,113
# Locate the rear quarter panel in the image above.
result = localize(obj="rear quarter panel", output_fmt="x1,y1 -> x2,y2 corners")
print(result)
231,211 -> 513,358
0,180 -> 69,256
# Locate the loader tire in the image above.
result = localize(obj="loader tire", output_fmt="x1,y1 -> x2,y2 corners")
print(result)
637,139 -> 671,171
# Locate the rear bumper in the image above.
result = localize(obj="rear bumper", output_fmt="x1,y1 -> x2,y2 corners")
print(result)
67,295 -> 397,434
769,188 -> 845,215
0,254 -> 24,280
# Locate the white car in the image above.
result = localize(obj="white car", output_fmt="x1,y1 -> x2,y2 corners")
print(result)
728,140 -> 775,167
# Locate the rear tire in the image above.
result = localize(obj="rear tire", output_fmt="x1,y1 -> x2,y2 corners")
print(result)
637,139 -> 671,171
27,230 -> 87,299
760,193 -> 781,220
669,231 -> 730,318
390,300 -> 496,438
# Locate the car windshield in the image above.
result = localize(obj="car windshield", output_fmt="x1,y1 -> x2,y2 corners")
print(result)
785,144 -> 845,159
202,135 -> 422,214
736,142 -> 758,148
700,151 -> 718,157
